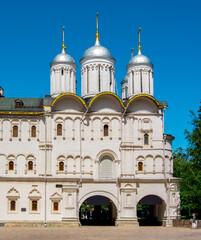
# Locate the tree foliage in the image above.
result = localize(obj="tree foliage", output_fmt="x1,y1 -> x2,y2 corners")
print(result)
173,110 -> 201,218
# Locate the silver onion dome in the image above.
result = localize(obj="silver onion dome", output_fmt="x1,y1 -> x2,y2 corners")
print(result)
50,27 -> 76,67
81,13 -> 115,62
50,49 -> 75,67
121,75 -> 128,85
129,49 -> 153,67
81,38 -> 115,61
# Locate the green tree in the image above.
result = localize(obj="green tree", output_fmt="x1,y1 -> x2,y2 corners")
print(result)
173,110 -> 201,218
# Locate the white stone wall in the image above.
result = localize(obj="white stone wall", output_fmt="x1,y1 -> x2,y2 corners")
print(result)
0,95 -> 179,225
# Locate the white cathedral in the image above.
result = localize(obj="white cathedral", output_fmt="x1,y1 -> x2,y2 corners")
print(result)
0,18 -> 180,226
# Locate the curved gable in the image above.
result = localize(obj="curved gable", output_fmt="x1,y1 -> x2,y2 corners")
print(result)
89,92 -> 124,113
126,95 -> 161,113
51,93 -> 86,112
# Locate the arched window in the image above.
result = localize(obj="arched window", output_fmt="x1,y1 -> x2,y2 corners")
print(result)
28,161 -> 33,171
31,200 -> 38,211
59,161 -> 64,171
9,161 -> 14,171
144,134 -> 149,145
13,125 -> 18,137
57,124 -> 62,136
100,156 -> 113,178
138,162 -> 143,171
53,202 -> 59,211
104,124 -> 109,137
10,200 -> 16,211
31,126 -> 36,137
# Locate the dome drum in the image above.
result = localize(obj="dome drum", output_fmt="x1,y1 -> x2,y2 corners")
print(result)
81,61 -> 115,99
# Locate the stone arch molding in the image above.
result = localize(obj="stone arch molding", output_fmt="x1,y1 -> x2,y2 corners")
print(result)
78,190 -> 118,209
137,192 -> 166,206
95,149 -> 119,162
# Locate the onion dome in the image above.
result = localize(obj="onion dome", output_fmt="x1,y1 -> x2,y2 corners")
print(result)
50,49 -> 75,66
128,28 -> 153,68
81,38 -> 114,60
129,49 -> 152,66
121,75 -> 128,85
80,13 -> 115,62
50,27 -> 76,67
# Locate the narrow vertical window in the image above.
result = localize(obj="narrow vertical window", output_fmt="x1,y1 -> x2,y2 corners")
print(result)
32,200 -> 38,211
9,161 -> 14,170
61,69 -> 64,75
98,65 -> 101,91
104,124 -> 109,137
31,126 -> 36,137
57,124 -> 62,136
132,71 -> 134,94
148,70 -> 150,94
110,67 -> 112,85
138,162 -> 143,171
144,134 -> 149,145
140,69 -> 143,92
59,161 -> 64,171
10,200 -> 16,211
13,125 -> 18,137
28,161 -> 33,171
87,67 -> 89,93
53,202 -> 59,211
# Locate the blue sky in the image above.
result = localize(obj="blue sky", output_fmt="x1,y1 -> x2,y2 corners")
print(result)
0,0 -> 200,150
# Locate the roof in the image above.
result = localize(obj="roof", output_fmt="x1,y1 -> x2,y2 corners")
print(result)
0,94 -> 168,114
0,98 -> 43,113
124,96 -> 168,109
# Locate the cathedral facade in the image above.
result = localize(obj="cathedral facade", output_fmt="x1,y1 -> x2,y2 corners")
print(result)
0,24 -> 180,226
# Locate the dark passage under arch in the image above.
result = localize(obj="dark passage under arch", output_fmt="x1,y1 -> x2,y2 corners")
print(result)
79,195 -> 117,226
137,195 -> 166,226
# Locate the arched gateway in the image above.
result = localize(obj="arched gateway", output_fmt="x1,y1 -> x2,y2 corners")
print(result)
79,195 -> 117,226
137,195 -> 166,226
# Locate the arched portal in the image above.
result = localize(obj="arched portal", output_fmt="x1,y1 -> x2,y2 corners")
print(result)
137,195 -> 166,226
79,195 -> 117,226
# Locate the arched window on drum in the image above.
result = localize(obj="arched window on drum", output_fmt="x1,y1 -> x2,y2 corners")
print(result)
100,156 -> 113,179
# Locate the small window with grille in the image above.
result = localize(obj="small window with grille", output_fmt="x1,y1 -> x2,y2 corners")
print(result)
104,124 -> 109,137
31,126 -> 36,137
57,124 -> 62,136
28,161 -> 33,171
138,162 -> 143,171
13,125 -> 18,137
59,162 -> 64,171
10,200 -> 16,211
31,200 -> 38,211
144,134 -> 149,145
53,202 -> 59,212
9,161 -> 14,171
